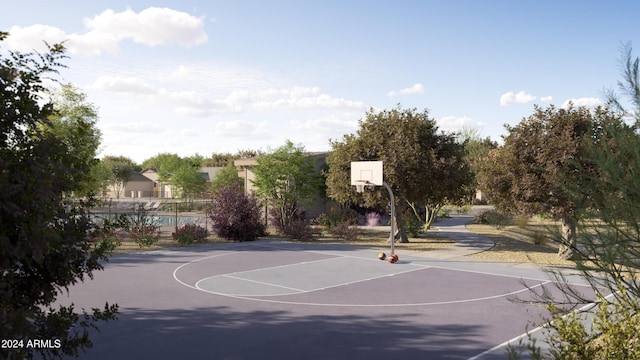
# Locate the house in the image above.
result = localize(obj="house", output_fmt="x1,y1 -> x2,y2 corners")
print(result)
103,167 -> 226,200
103,171 -> 155,199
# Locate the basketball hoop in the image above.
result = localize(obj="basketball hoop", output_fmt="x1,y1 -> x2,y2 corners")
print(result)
355,180 -> 370,193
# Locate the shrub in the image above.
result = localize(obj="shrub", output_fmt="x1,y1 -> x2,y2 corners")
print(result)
269,206 -> 315,241
365,212 -> 381,226
403,209 -> 424,237
126,204 -> 161,247
129,225 -> 162,247
329,222 -> 363,242
312,207 -> 358,230
172,224 -> 208,245
208,187 -> 266,241
473,209 -> 510,229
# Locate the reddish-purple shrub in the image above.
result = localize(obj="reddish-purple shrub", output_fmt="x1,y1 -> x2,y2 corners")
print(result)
208,187 -> 266,241
172,223 -> 208,245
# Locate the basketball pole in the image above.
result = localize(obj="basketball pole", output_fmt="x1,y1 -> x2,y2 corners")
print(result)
382,181 -> 395,255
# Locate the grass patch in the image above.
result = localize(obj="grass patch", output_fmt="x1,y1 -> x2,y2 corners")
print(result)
465,217 -> 574,266
111,225 -> 455,255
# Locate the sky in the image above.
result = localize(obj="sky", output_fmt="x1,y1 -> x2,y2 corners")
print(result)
2,1 -> 639,164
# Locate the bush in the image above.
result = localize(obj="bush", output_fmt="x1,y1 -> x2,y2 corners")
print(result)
403,209 -> 424,237
208,187 -> 266,241
126,204 -> 161,247
172,224 -> 208,245
329,222 -> 363,241
270,206 -> 315,241
473,209 -> 510,229
365,212 -> 381,226
312,207 -> 358,230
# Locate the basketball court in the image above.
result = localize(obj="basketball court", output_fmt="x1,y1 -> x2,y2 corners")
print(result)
45,237 -> 594,360
42,161 -> 594,359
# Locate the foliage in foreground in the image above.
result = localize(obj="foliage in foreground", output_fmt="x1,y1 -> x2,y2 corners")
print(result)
0,32 -> 118,359
511,44 -> 640,359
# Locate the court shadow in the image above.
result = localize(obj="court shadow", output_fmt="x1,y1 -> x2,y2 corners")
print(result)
73,306 -> 496,360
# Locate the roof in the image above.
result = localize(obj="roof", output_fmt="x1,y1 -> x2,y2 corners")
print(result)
129,172 -> 154,182
199,167 -> 225,182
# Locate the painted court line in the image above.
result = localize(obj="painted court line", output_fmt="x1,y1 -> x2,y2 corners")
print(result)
190,257 -> 429,297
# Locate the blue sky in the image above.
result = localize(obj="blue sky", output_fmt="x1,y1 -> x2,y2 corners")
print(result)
2,1 -> 639,163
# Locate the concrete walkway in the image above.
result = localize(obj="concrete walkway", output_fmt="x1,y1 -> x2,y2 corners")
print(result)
424,215 -> 495,260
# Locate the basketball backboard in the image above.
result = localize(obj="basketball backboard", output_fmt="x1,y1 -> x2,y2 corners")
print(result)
350,161 -> 383,186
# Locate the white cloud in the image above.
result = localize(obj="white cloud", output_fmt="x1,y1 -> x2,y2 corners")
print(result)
103,121 -> 164,133
540,96 -> 553,103
4,7 -> 207,55
213,120 -> 270,138
500,91 -> 536,106
291,116 -> 358,132
561,97 -> 604,109
89,75 -> 158,94
252,86 -> 367,111
436,116 -> 484,133
387,83 -> 425,97
83,7 -> 207,47
5,25 -> 67,52
181,129 -> 198,137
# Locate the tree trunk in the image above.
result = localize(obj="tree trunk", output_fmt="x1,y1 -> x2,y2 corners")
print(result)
394,203 -> 409,243
558,214 -> 577,260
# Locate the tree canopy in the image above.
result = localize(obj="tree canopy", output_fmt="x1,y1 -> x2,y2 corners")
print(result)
43,83 -> 102,195
252,140 -> 322,233
326,106 -> 472,242
477,104 -> 622,259
101,155 -> 138,199
0,32 -> 117,359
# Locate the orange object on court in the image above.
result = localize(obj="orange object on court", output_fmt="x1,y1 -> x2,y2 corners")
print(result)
388,254 -> 399,263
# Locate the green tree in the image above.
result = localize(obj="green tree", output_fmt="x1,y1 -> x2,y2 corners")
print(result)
141,152 -> 182,181
171,162 -> 206,198
606,41 -> 640,125
203,152 -> 235,167
513,43 -> 640,360
42,83 -> 102,196
252,140 -> 321,233
326,106 -> 472,242
0,32 -> 117,359
102,155 -> 137,199
210,165 -> 243,192
457,126 -> 498,202
477,105 -> 622,259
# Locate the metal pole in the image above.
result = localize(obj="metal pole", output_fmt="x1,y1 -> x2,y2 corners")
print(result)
383,181 -> 395,255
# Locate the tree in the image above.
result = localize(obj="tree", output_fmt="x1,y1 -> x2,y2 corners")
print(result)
606,41 -> 640,125
210,165 -> 243,193
512,43 -> 640,360
252,140 -> 321,234
477,105 -> 621,259
171,162 -> 206,198
42,83 -> 102,196
326,106 -> 472,242
141,153 -> 205,198
102,155 -> 137,199
457,126 -> 498,202
0,32 -> 117,359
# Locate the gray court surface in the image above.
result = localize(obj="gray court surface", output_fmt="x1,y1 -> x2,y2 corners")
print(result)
43,216 -> 593,360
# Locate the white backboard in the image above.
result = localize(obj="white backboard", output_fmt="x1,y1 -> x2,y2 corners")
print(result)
350,161 -> 383,186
